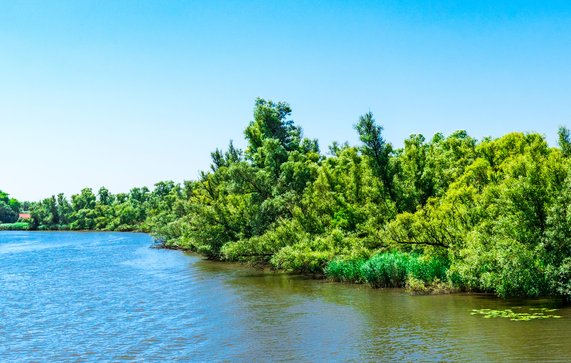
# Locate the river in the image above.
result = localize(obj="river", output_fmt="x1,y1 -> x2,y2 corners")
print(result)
1,231 -> 570,362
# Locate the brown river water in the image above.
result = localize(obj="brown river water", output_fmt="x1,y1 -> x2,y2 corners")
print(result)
1,231 -> 570,362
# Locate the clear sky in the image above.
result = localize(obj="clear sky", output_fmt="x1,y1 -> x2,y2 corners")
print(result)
1,0 -> 570,201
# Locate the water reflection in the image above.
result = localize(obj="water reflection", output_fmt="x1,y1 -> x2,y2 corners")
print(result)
194,257 -> 571,362
1,232 -> 570,362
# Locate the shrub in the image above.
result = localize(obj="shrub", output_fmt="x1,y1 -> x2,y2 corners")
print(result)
553,258 -> 571,301
270,245 -> 332,274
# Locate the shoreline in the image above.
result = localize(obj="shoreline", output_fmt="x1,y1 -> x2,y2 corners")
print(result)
3,229 -> 569,303
149,241 -> 565,302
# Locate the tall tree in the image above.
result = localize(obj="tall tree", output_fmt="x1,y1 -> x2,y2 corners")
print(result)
244,98 -> 301,169
558,126 -> 571,157
354,112 -> 394,200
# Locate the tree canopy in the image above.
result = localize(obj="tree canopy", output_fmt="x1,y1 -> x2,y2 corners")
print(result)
0,190 -> 21,224
18,99 -> 571,300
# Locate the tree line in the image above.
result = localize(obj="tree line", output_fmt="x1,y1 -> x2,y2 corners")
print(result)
7,98 -> 571,299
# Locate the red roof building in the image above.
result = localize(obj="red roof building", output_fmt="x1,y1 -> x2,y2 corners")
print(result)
19,213 -> 31,220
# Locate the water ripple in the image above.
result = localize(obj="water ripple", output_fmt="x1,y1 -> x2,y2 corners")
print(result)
1,231 -> 570,362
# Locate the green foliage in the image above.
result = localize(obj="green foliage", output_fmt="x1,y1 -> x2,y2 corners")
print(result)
15,99 -> 571,299
549,258 -> 571,301
470,308 -> 562,321
0,190 -> 20,223
271,246 -> 332,274
27,182 -> 179,233
325,258 -> 365,282
0,222 -> 29,230
325,251 -> 449,289
354,112 -> 394,199
558,126 -> 571,157
0,203 -> 18,223
360,252 -> 449,288
360,252 -> 411,288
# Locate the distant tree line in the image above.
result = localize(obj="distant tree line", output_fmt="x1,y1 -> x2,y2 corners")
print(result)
27,182 -> 186,233
7,98 -> 571,300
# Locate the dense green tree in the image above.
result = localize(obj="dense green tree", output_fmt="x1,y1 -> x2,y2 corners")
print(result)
0,204 -> 18,223
392,134 -> 430,212
0,190 -> 20,223
15,99 -> 571,299
558,126 -> 571,157
354,112 -> 394,201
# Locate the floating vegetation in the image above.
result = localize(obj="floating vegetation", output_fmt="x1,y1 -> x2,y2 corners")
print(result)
470,307 -> 563,321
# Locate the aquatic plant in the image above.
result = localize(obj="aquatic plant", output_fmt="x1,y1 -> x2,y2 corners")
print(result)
325,258 -> 365,283
326,251 -> 449,288
470,307 -> 562,321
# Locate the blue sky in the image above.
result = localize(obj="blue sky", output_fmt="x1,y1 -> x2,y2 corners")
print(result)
1,0 -> 570,201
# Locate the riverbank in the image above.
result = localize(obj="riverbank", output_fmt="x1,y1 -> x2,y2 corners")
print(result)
2,229 -> 565,300
154,241 -> 464,296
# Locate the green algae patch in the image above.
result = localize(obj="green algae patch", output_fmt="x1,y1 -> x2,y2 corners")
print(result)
470,307 -> 562,321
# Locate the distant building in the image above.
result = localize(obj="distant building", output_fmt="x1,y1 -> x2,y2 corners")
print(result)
18,213 -> 31,220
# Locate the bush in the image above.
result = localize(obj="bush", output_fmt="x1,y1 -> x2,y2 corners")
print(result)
270,245 -> 332,274
553,258 -> 571,301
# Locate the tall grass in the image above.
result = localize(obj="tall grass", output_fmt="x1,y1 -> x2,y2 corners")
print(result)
325,259 -> 366,282
325,251 -> 449,288
361,252 -> 411,287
